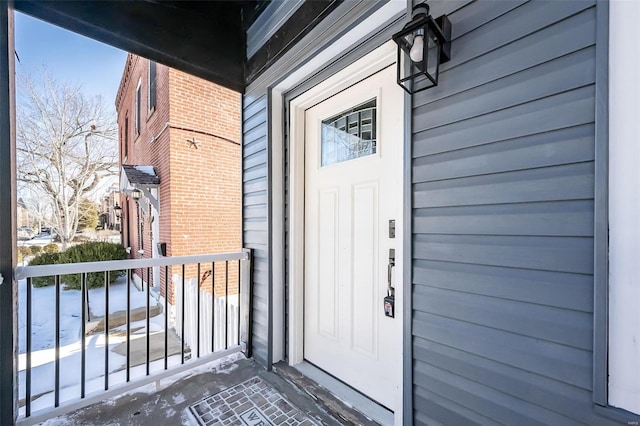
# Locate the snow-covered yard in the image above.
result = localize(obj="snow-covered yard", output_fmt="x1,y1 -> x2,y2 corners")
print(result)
17,233 -> 57,250
17,276 -> 166,414
16,231 -> 121,251
18,275 -> 150,352
16,265 -> 241,418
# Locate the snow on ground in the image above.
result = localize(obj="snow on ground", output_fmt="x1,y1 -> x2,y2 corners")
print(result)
17,234 -> 57,252
17,262 -> 242,420
18,275 -> 149,352
84,276 -> 151,318
17,231 -> 120,250
17,276 -> 156,410
21,354 -> 184,416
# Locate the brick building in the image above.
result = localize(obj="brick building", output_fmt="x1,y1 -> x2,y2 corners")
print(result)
99,184 -> 121,231
115,53 -> 241,302
16,198 -> 32,229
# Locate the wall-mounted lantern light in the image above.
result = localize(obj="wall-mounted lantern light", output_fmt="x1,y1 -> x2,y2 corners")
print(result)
131,189 -> 142,200
114,202 -> 122,219
392,2 -> 451,94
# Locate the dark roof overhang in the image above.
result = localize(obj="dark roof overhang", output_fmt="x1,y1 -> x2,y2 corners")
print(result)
13,0 -> 258,93
120,165 -> 160,212
121,165 -> 160,187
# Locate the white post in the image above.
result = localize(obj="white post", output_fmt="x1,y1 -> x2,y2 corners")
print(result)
151,188 -> 160,290
608,0 -> 640,415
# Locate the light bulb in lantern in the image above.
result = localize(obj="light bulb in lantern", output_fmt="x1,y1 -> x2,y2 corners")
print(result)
409,34 -> 424,62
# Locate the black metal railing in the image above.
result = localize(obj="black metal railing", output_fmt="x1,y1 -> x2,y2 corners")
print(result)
16,250 -> 252,424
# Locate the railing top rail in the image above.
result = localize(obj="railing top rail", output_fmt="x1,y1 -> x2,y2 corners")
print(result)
15,250 -> 250,280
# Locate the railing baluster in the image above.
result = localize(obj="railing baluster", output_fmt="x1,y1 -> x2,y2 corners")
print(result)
196,263 -> 201,359
105,271 -> 109,391
146,267 -> 150,376
164,265 -> 168,370
225,261 -> 228,350
14,250 -> 249,419
81,273 -> 87,399
25,277 -> 32,417
211,262 -> 215,353
126,269 -> 131,382
181,264 -> 185,364
55,274 -> 60,408
85,279 -> 91,322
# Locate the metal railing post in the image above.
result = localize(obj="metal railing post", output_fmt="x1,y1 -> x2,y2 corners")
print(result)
239,248 -> 253,358
0,5 -> 16,425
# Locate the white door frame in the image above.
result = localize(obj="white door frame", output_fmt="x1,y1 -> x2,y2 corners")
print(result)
265,0 -> 405,370
287,41 -> 405,421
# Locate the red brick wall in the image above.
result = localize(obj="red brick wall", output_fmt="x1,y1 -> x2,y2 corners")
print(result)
167,69 -> 241,298
116,56 -> 241,303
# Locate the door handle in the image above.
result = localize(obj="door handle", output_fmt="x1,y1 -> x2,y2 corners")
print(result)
385,249 -> 396,317
387,249 -> 395,296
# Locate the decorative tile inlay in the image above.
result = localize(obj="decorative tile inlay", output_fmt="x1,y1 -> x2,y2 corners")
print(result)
188,377 -> 318,426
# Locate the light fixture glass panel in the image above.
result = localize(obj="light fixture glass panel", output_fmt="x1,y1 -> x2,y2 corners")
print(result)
426,27 -> 441,79
321,99 -> 377,167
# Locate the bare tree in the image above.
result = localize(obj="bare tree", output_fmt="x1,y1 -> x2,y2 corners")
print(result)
19,189 -> 51,234
17,71 -> 118,249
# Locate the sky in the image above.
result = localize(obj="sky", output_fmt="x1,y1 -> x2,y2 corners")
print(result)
14,11 -> 128,111
14,12 -> 128,198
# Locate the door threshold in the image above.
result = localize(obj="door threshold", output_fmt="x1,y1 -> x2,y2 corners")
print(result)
292,361 -> 394,425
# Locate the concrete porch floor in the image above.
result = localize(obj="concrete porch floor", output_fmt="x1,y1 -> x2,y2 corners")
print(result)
37,355 -> 381,426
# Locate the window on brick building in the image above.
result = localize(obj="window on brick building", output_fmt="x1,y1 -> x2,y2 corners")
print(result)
148,61 -> 157,112
135,79 -> 141,135
123,113 -> 129,159
138,204 -> 144,252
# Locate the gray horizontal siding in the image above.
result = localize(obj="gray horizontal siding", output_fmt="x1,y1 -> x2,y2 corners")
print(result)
414,200 -> 594,237
412,1 -> 616,424
413,234 -> 593,274
242,93 -> 270,365
413,260 -> 593,312
413,337 -> 598,421
414,86 -> 596,157
414,163 -> 595,209
413,124 -> 595,183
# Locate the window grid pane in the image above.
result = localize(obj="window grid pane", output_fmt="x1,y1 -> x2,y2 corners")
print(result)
321,98 -> 377,166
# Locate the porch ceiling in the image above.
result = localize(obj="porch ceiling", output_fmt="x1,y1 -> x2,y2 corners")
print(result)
13,1 -> 264,93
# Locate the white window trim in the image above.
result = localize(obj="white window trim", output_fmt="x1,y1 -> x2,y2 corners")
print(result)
148,61 -> 156,113
138,202 -> 144,253
608,0 -> 640,416
135,78 -> 142,135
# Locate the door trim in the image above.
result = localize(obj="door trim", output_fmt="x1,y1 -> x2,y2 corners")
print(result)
287,41 -> 404,420
295,361 -> 395,426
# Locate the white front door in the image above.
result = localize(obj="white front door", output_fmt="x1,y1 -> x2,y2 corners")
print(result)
303,65 -> 403,410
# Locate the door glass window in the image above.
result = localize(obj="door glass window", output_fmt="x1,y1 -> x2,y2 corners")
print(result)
321,98 -> 377,166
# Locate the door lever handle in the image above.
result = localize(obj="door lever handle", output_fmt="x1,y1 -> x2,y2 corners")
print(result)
387,249 -> 395,296
385,249 -> 396,317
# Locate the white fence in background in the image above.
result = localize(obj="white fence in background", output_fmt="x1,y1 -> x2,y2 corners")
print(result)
172,277 -> 239,355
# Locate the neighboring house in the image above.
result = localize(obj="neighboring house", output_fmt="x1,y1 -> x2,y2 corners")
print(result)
114,53 -> 241,301
99,184 -> 121,231
16,197 -> 32,228
3,2 -> 640,426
